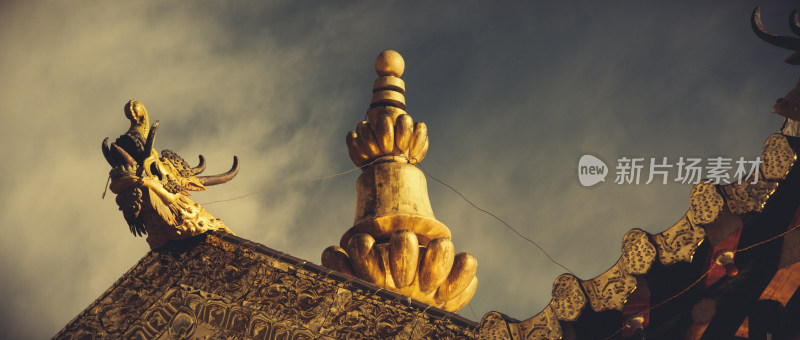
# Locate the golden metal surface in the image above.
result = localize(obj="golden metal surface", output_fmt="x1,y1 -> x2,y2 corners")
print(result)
346,113 -> 428,165
375,50 -> 405,77
512,305 -> 563,340
436,252 -> 478,302
581,261 -> 637,312
335,230 -> 476,309
721,175 -> 779,214
374,242 -> 418,296
102,100 -> 236,249
342,215 -> 451,250
57,235 -> 475,339
409,122 -> 429,164
394,112 -> 414,155
367,106 -> 407,129
653,213 -> 706,265
346,130 -> 370,166
419,238 -> 455,293
373,76 -> 406,94
550,274 -> 586,322
375,113 -> 395,154
479,312 -> 513,340
326,50 -> 475,312
341,162 -> 451,247
371,90 -> 407,109
389,229 -> 420,288
345,51 -> 429,166
346,233 -> 385,287
321,246 -> 355,276
781,118 -> 800,137
356,121 -> 381,158
688,181 -> 724,226
441,276 -> 478,312
621,229 -> 657,275
761,133 -> 796,180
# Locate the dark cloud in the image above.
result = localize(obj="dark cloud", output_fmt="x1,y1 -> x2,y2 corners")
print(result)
1,1 -> 799,337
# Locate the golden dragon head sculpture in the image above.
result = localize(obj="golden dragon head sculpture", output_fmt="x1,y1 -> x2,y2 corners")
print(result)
102,100 -> 238,249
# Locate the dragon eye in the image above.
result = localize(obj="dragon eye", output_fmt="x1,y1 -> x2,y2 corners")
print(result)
150,163 -> 163,181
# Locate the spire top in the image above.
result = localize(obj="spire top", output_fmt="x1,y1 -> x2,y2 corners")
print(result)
375,50 -> 405,77
347,50 -> 429,166
370,50 -> 407,111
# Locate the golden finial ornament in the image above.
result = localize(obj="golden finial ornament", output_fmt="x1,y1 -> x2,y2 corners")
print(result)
323,50 -> 477,312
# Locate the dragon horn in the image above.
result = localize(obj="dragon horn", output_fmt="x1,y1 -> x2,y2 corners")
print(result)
143,120 -> 159,152
102,137 -> 115,165
191,155 -> 207,175
751,7 -> 800,51
111,143 -> 136,166
197,156 -> 240,186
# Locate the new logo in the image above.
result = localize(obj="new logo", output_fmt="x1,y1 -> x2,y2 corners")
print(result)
578,155 -> 608,187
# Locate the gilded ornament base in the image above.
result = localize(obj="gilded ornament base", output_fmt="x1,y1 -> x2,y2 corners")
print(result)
324,229 -> 477,312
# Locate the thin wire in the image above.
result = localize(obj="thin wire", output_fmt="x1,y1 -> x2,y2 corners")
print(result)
601,267 -> 713,340
736,222 -> 800,253
417,163 -> 575,275
599,220 -> 800,340
650,267 -> 712,311
467,303 -> 479,321
200,158 -> 380,205
602,326 -> 625,340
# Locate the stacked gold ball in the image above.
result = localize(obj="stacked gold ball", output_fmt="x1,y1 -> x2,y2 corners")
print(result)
346,50 -> 429,166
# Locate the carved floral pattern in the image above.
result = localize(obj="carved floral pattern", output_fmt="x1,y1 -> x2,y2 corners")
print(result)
581,262 -> 637,312
721,176 -> 779,215
689,181 -> 724,226
761,134 -> 796,181
653,214 -> 706,265
514,305 -> 562,340
54,234 -> 475,339
621,229 -> 656,275
479,312 -> 512,340
550,274 -> 586,322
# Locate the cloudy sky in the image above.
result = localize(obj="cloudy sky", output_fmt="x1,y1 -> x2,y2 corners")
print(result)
2,1 -> 799,338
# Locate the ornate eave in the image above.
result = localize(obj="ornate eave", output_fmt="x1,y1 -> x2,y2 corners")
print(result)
478,133 -> 800,339
54,232 -> 477,339
475,8 -> 800,339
